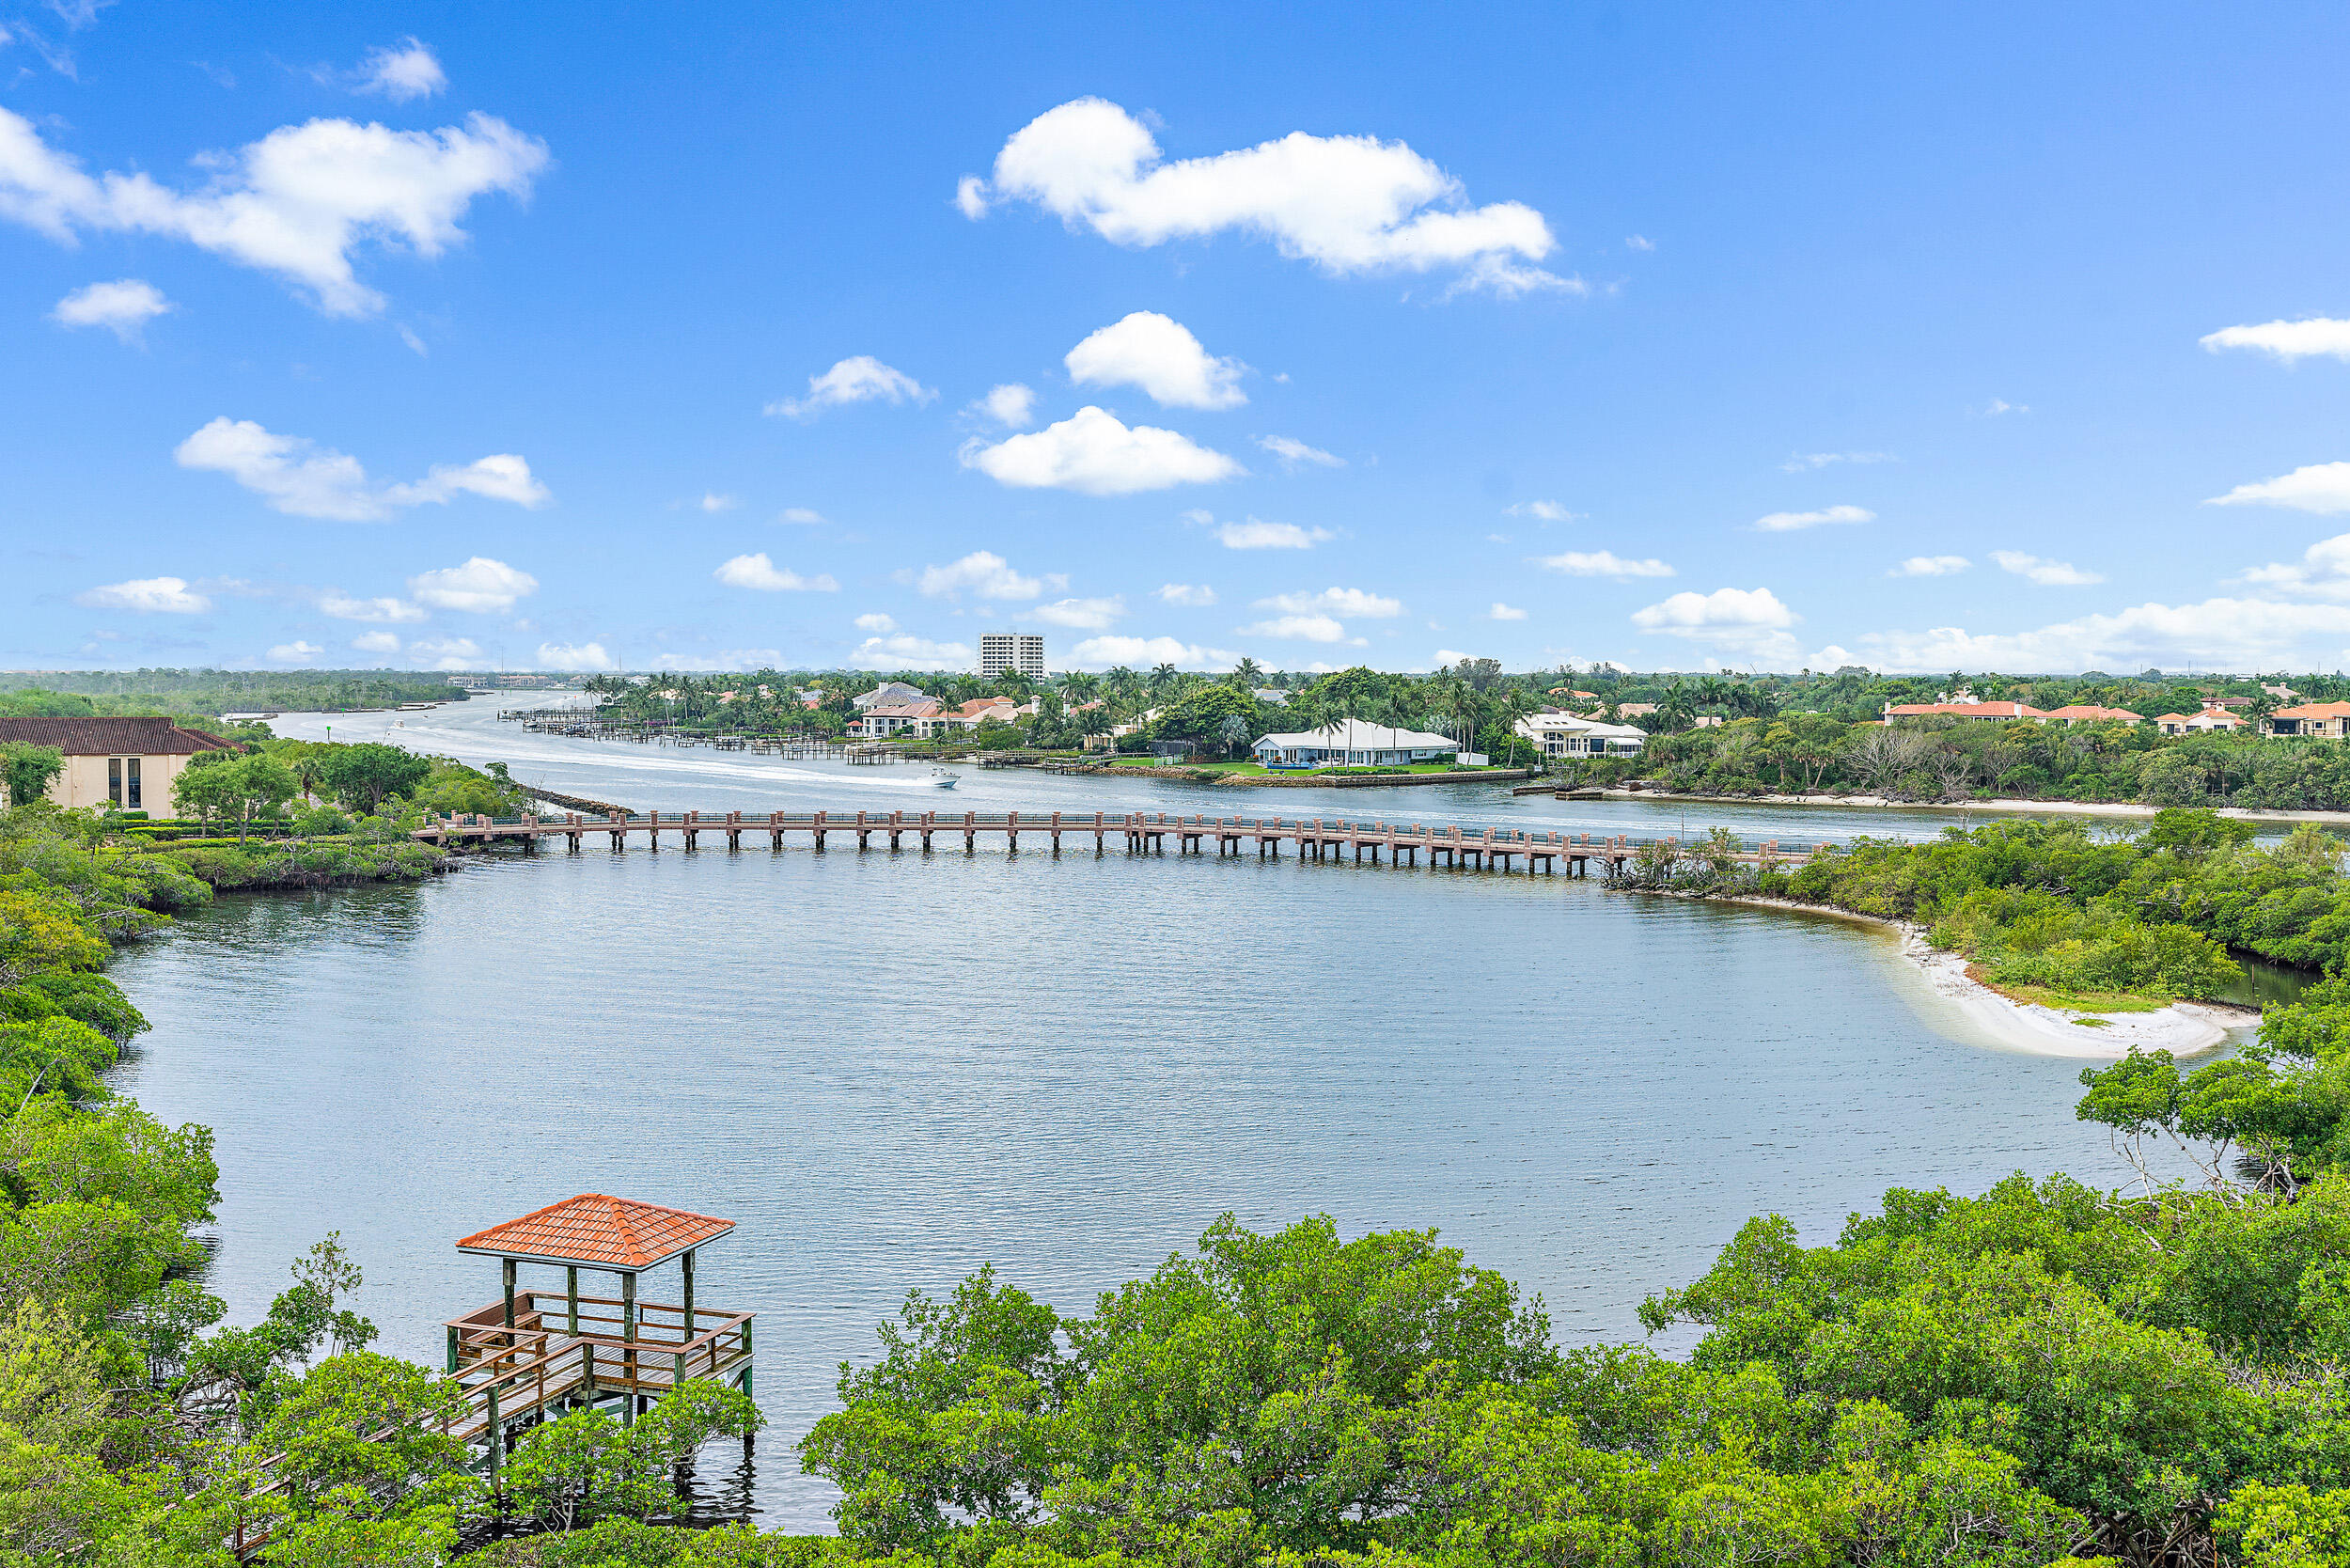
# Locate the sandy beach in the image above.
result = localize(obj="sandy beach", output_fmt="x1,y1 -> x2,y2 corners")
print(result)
1723,895 -> 2253,1059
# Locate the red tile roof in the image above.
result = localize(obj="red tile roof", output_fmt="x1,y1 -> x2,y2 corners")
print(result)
1884,701 -> 2049,718
2275,702 -> 2350,719
2044,705 -> 2144,721
0,716 -> 233,755
455,1194 -> 734,1270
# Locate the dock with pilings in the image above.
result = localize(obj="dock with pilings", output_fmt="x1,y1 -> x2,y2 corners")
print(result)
413,808 -> 1833,878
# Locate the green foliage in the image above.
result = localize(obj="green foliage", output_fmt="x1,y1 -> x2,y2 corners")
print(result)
318,743 -> 431,813
504,1379 -> 763,1532
0,744 -> 64,810
170,751 -> 299,839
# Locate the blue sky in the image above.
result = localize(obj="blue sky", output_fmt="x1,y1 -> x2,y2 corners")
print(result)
8,2 -> 2350,676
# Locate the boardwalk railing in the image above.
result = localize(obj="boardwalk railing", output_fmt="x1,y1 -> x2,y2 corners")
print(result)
215,1291 -> 754,1559
414,809 -> 1834,877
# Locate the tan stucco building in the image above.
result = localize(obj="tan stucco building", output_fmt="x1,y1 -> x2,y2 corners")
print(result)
0,716 -> 236,811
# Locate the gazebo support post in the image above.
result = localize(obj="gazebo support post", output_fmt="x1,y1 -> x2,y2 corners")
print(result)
621,1270 -> 638,1425
502,1258 -> 517,1347
566,1265 -> 579,1336
682,1248 -> 695,1338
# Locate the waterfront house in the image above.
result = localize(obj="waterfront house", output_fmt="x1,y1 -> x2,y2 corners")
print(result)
1883,699 -> 2052,721
2042,704 -> 2145,725
0,715 -> 235,810
1251,720 -> 1461,769
2262,701 -> 2350,739
849,701 -> 941,739
852,681 -> 930,710
1514,713 -> 1647,759
2154,706 -> 2248,736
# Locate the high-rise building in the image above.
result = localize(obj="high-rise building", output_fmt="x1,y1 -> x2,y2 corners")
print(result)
979,633 -> 1045,680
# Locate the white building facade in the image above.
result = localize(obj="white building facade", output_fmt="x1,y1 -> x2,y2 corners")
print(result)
1515,713 -> 1648,760
979,634 -> 1045,680
1251,719 -> 1461,769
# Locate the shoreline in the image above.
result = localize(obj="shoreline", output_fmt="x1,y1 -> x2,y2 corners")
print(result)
1692,893 -> 2252,1059
1588,788 -> 2350,826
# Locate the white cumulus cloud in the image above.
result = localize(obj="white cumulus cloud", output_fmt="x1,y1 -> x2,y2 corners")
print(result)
713,553 -> 839,592
1993,550 -> 2102,587
1067,635 -> 1238,670
1891,556 -> 1970,577
779,507 -> 825,524
1206,516 -> 1332,550
1781,450 -> 1896,472
407,557 -> 537,613
2206,461 -> 2350,515
916,550 -> 1044,602
352,37 -> 446,101
317,591 -> 427,623
961,97 -> 1568,296
1632,587 -> 1799,662
961,406 -> 1241,495
1065,311 -> 1246,409
1533,550 -> 1674,579
267,640 -> 323,664
51,278 -> 171,341
698,492 -> 737,512
75,576 -> 210,613
1489,603 -> 1528,620
764,355 -> 932,418
651,649 -> 783,673
1755,504 -> 1873,532
1031,595 -> 1125,630
1237,613 -> 1357,644
407,636 -> 484,670
972,383 -> 1036,428
853,612 -> 898,633
1257,434 -> 1343,470
1254,587 -> 1402,618
1156,583 -> 1216,605
0,105 -> 545,316
175,417 -> 549,520
2242,533 -> 2350,600
2201,318 -> 2350,364
1506,500 -> 1575,522
1854,599 -> 2350,674
537,640 -> 616,671
351,631 -> 402,655
850,635 -> 976,670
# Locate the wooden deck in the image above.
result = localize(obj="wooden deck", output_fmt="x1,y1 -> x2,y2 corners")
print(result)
218,1290 -> 753,1560
415,808 -> 1832,877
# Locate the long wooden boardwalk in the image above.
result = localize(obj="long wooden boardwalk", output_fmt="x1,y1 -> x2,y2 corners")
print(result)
415,808 -> 1831,877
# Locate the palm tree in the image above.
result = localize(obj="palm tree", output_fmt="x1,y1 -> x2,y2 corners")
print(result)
1232,655 -> 1264,688
1061,670 -> 1102,704
1217,713 -> 1253,759
1149,663 -> 1178,696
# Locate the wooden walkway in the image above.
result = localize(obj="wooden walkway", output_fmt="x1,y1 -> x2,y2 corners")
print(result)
415,809 -> 1832,877
220,1289 -> 752,1560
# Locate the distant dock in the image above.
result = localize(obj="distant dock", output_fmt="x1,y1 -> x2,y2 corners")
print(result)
415,808 -> 1832,878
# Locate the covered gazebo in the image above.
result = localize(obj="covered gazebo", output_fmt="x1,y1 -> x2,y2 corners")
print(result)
446,1194 -> 754,1441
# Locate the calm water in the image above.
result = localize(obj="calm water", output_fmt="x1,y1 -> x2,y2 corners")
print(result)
105,699 -> 2217,1529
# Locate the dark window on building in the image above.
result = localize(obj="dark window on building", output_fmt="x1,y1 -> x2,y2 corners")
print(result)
127,757 -> 141,808
108,758 -> 121,807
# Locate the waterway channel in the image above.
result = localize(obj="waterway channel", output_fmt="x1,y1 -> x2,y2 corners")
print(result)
107,698 -> 2237,1528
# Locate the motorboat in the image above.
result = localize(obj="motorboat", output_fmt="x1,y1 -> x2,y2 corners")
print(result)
932,769 -> 961,789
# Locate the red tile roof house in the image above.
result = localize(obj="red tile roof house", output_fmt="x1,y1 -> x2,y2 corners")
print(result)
1881,700 -> 2052,721
2041,705 -> 2146,724
2261,701 -> 2350,739
2154,706 -> 2249,736
0,715 -> 234,810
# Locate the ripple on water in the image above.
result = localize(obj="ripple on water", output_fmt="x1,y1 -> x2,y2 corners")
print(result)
109,831 -> 2142,1529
